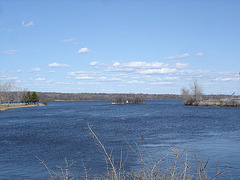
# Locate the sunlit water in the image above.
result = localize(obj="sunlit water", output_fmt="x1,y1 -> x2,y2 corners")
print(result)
0,100 -> 239,179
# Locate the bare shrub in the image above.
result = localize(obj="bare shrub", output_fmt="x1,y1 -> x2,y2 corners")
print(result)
38,125 -> 228,180
181,79 -> 203,105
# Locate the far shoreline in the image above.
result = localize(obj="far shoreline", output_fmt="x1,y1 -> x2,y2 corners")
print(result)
184,100 -> 240,107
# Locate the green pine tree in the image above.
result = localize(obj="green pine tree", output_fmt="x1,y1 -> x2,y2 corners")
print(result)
24,91 -> 32,104
31,92 -> 39,104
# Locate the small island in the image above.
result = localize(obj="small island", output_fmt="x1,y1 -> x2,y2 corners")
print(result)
110,96 -> 147,105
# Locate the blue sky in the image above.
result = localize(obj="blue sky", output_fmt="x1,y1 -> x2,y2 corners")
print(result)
0,0 -> 240,94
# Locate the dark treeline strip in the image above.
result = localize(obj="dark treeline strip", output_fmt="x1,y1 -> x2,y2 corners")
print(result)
37,92 -> 180,101
4,92 -> 238,103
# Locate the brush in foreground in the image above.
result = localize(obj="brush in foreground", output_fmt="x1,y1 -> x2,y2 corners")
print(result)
37,125 -> 228,179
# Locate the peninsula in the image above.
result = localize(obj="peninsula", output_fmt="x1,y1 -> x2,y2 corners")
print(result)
0,103 -> 46,111
181,80 -> 240,107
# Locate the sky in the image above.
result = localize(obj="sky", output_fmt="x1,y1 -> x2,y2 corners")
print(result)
0,0 -> 240,94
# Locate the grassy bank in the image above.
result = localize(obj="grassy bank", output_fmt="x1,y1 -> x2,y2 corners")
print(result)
184,100 -> 240,107
199,100 -> 240,107
0,103 -> 45,111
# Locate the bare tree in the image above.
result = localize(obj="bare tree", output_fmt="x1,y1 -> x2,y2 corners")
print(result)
190,79 -> 203,103
181,87 -> 191,104
0,80 -> 16,104
0,80 -> 3,103
181,79 -> 203,105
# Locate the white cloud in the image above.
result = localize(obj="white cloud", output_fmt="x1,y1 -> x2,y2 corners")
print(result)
113,62 -> 121,66
75,76 -> 94,80
3,76 -> 19,81
22,20 -> 34,27
62,38 -> 74,42
99,76 -> 107,80
108,77 -> 122,81
164,77 -> 179,80
127,80 -> 144,84
67,71 -> 99,78
108,61 -> 168,73
175,63 -> 189,69
0,76 -> 22,83
77,47 -> 91,54
215,77 -> 239,82
4,49 -> 18,55
0,76 -> 21,83
90,61 -> 102,68
150,82 -> 173,85
56,81 -> 70,85
68,70 -> 96,80
195,52 -> 204,57
89,61 -> 107,68
90,61 -> 98,66
67,71 -> 86,76
98,77 -> 122,82
16,69 -> 23,73
78,82 -> 100,85
15,80 -> 22,83
139,68 -> 177,74
162,52 -> 204,60
48,62 -> 70,67
35,78 -> 46,81
30,68 -> 41,72
47,80 -> 54,83
122,61 -> 165,68
162,53 -> 191,60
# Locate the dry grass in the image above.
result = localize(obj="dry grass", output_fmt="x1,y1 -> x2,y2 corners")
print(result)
37,125 -> 228,180
0,103 -> 45,111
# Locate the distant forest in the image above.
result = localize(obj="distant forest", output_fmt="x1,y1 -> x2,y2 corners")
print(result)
36,92 -> 238,102
4,91 -> 237,103
37,92 -> 180,101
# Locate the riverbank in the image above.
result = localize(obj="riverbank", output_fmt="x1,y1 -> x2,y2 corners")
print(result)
199,100 -> 240,107
185,100 -> 240,107
0,103 -> 46,111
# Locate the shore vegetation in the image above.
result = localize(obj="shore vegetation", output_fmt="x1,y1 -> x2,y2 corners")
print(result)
22,91 -> 40,104
181,79 -> 240,107
0,102 -> 45,111
37,125 -> 228,180
0,81 -> 46,111
181,79 -> 203,105
111,95 -> 147,104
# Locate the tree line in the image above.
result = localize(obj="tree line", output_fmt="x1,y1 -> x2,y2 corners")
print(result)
21,91 -> 39,104
1,79 -> 238,104
111,95 -> 147,104
0,80 -> 41,104
0,80 -> 22,104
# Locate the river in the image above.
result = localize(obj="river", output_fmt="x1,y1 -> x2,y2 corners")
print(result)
0,100 -> 239,179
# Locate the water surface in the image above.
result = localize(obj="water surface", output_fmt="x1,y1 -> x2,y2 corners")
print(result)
0,100 -> 239,179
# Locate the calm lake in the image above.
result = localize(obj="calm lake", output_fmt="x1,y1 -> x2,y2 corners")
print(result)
0,100 -> 239,179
